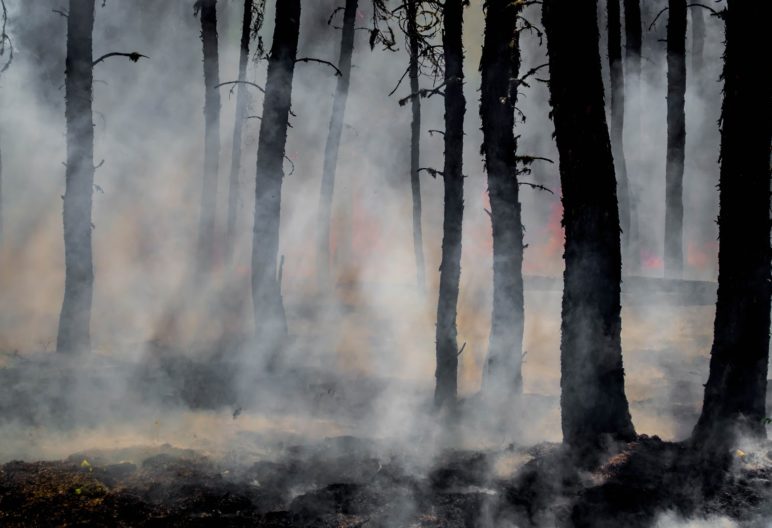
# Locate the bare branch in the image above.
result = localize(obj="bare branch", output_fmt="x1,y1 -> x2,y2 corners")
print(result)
388,65 -> 411,97
398,80 -> 448,106
417,167 -> 443,178
215,80 -> 265,94
648,7 -> 668,31
295,57 -> 342,77
519,181 -> 554,194
93,52 -> 149,67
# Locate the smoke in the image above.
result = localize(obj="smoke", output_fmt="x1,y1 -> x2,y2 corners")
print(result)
0,0 -> 753,525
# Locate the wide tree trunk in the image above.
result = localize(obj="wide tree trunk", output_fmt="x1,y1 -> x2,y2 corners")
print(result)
607,0 -> 630,257
407,0 -> 425,291
316,0 -> 357,289
197,0 -> 221,272
57,0 -> 96,354
542,0 -> 636,450
434,0 -> 465,410
692,0 -> 771,449
479,0 -> 524,399
664,0 -> 686,277
226,0 -> 254,255
252,0 -> 300,356
623,0 -> 641,270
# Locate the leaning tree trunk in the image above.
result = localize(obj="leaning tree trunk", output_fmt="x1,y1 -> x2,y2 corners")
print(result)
197,0 -> 221,272
623,0 -> 641,270
607,0 -> 630,257
225,0 -> 253,255
316,0 -> 357,289
542,0 -> 636,451
407,0 -> 426,291
480,0 -> 524,400
692,0 -> 772,450
434,0 -> 465,411
57,0 -> 96,354
252,0 -> 299,357
664,0 -> 686,278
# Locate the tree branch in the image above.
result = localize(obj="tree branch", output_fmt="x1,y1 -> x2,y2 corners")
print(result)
92,52 -> 149,67
215,80 -> 265,94
295,57 -> 342,77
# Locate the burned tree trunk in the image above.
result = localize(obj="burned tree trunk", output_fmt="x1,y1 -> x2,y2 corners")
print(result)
57,0 -> 96,354
623,0 -> 641,268
196,0 -> 221,272
407,0 -> 426,291
607,0 -> 630,255
691,4 -> 704,92
434,0 -> 465,410
316,0 -> 357,288
479,0 -> 524,399
664,0 -> 686,277
225,0 -> 253,255
692,0 -> 771,449
542,0 -> 636,450
252,0 -> 299,355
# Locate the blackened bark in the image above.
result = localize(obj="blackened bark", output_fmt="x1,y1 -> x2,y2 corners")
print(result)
542,0 -> 636,449
252,0 -> 299,354
479,0 -> 524,398
665,0 -> 686,277
623,0 -> 641,268
607,0 -> 630,253
408,0 -> 425,291
57,0 -> 95,354
692,0 -> 772,448
197,0 -> 221,272
316,0 -> 357,288
226,0 -> 253,255
434,0 -> 465,410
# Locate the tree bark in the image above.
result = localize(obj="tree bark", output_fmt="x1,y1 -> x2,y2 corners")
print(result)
479,0 -> 524,399
623,0 -> 641,270
407,0 -> 425,291
434,0 -> 465,411
57,0 -> 95,354
316,0 -> 357,289
664,0 -> 686,277
607,0 -> 630,258
692,0 -> 771,449
252,0 -> 299,357
226,0 -> 253,255
197,0 -> 221,272
542,0 -> 636,450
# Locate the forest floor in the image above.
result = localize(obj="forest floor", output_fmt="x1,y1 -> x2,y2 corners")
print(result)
1,434 -> 772,527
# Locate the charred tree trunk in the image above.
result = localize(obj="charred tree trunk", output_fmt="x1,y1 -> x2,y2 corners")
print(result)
664,0 -> 686,277
252,0 -> 299,356
197,0 -> 221,272
692,0 -> 771,449
408,0 -> 426,291
434,0 -> 465,411
480,0 -> 524,399
623,0 -> 641,269
542,0 -> 636,450
316,0 -> 357,289
607,0 -> 630,257
226,0 -> 253,255
57,0 -> 95,354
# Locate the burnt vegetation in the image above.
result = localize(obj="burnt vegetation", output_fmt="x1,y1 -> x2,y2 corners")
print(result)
0,0 -> 770,526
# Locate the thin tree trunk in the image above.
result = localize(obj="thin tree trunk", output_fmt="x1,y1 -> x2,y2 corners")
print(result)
542,0 -> 636,451
623,0 -> 641,270
316,0 -> 357,288
692,0 -> 771,449
691,3 -> 704,92
434,0 -> 465,411
480,0 -> 524,399
664,0 -> 686,277
197,0 -> 221,272
608,0 -> 630,257
226,0 -> 253,255
252,0 -> 300,356
57,0 -> 95,354
408,0 -> 425,291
